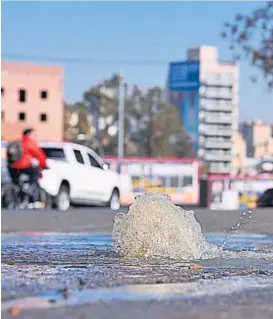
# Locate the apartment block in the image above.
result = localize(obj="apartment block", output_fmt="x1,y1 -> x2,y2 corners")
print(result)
168,46 -> 239,174
1,61 -> 64,142
240,119 -> 273,159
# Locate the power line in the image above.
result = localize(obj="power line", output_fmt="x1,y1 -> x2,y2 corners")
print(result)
2,53 -> 171,66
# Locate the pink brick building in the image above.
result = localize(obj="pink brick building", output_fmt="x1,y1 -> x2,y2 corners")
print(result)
1,61 -> 64,142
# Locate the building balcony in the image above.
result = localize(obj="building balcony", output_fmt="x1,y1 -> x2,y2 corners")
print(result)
203,114 -> 233,124
203,79 -> 234,87
201,127 -> 233,137
200,103 -> 233,112
208,165 -> 231,174
204,140 -> 233,149
203,152 -> 232,162
201,91 -> 233,100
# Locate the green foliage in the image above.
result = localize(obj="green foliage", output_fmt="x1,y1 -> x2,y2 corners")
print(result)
153,105 -> 197,158
221,1 -> 273,90
64,75 -> 196,158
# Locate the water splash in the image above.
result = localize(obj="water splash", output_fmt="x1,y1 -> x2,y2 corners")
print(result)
220,210 -> 252,249
112,193 -> 219,260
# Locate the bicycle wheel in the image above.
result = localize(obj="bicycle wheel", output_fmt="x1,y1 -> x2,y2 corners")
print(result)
2,184 -> 20,209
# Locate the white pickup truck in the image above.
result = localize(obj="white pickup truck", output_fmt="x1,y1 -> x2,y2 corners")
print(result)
38,142 -> 127,211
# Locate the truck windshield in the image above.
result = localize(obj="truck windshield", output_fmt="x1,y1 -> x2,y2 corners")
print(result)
42,147 -> 66,161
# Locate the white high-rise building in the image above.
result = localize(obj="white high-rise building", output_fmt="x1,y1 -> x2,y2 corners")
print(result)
168,46 -> 239,174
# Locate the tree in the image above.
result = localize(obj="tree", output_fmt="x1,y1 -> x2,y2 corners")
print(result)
64,74 -> 196,158
153,105 -> 197,158
81,74 -> 120,155
124,85 -> 196,157
221,1 -> 273,90
125,86 -> 167,157
64,102 -> 91,142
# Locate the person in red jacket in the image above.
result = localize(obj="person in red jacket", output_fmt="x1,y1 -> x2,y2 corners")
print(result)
8,128 -> 49,184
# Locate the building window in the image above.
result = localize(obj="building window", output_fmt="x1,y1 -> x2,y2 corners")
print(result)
19,89 -> 26,102
1,111 -> 4,120
40,113 -> 47,122
1,87 -> 4,96
40,90 -> 48,99
18,112 -> 26,121
183,175 -> 193,187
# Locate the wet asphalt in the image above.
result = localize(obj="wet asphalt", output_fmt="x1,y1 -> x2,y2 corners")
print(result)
3,287 -> 273,319
2,207 -> 273,319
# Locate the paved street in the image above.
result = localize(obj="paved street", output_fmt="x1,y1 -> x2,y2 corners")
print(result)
2,206 -> 273,319
2,207 -> 273,234
3,288 -> 273,319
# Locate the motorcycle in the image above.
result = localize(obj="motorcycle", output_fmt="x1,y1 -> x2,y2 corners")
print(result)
2,169 -> 52,210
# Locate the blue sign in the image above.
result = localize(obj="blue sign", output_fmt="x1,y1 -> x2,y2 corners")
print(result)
181,89 -> 200,152
169,61 -> 200,91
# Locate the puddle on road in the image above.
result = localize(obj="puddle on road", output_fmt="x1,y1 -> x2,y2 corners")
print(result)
2,232 -> 273,308
2,232 -> 273,272
2,232 -> 112,251
3,275 -> 273,311
2,231 -> 273,258
2,231 -> 273,250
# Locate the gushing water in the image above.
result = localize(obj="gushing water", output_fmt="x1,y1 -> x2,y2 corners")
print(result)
112,193 -> 220,260
220,210 -> 252,249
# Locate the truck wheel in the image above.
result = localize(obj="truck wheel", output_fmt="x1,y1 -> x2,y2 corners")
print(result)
109,189 -> 120,211
55,185 -> 70,211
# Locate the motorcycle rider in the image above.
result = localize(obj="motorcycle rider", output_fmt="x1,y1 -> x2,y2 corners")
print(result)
7,128 -> 49,185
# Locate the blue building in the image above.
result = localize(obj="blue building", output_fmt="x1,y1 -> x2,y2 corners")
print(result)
167,46 -> 239,174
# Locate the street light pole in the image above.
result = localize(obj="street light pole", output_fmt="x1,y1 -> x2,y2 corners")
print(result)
118,74 -> 125,159
95,88 -> 100,146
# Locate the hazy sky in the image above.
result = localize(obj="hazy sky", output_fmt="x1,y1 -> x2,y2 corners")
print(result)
2,1 -> 272,122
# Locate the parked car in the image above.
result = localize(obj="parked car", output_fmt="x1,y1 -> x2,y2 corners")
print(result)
256,188 -> 273,208
38,142 -> 127,211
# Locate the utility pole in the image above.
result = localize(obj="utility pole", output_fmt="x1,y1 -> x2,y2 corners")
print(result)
94,90 -> 100,149
147,93 -> 158,157
118,74 -> 125,159
148,98 -> 154,157
86,89 -> 102,155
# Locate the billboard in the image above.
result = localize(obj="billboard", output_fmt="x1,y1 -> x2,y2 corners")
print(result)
168,61 -> 200,152
168,61 -> 200,91
181,89 -> 200,152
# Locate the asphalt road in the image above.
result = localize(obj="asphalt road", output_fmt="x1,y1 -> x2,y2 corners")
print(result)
2,207 -> 273,234
2,206 -> 273,319
3,288 -> 273,319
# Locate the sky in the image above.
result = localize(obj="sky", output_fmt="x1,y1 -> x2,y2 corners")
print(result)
2,1 -> 272,122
